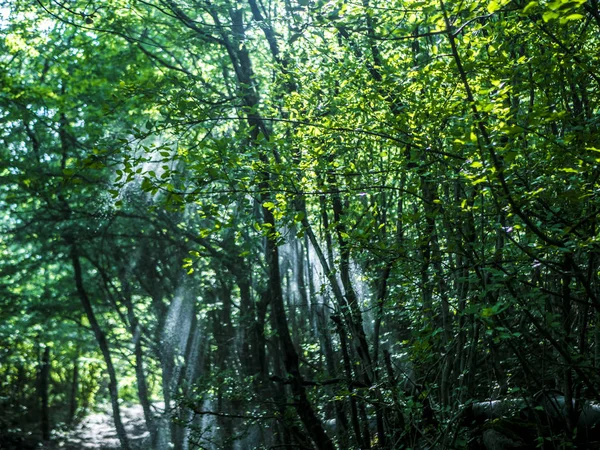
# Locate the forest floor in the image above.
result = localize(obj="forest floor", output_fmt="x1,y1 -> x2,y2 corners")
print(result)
41,404 -> 151,450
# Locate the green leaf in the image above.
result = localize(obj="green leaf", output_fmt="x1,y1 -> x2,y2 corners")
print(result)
487,1 -> 500,13
523,1 -> 538,13
560,13 -> 584,22
482,307 -> 494,318
141,177 -> 153,191
543,11 -> 559,21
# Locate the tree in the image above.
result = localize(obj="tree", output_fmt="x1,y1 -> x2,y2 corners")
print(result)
2,0 -> 600,449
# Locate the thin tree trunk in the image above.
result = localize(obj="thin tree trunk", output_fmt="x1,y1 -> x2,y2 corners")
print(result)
40,345 -> 51,441
70,245 -> 131,450
69,353 -> 78,424
265,205 -> 335,450
120,270 -> 157,446
333,315 -> 365,449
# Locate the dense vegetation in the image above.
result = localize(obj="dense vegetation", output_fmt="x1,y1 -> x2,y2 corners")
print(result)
1,0 -> 599,448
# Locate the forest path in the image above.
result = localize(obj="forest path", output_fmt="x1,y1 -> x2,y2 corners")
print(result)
44,404 -> 152,450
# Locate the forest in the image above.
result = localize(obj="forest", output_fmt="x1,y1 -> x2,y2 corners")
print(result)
1,0 -> 599,449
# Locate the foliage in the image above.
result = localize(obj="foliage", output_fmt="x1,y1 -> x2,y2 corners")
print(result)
1,0 -> 599,449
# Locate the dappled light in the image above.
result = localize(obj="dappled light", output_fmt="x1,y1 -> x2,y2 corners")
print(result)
1,0 -> 600,449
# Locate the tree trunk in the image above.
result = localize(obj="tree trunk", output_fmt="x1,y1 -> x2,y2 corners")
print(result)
119,270 -> 157,446
265,205 -> 336,450
70,245 -> 131,450
39,345 -> 51,441
69,353 -> 78,424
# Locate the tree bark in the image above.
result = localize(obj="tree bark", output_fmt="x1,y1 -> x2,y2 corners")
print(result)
118,269 -> 157,446
39,345 -> 51,441
70,244 -> 131,450
69,353 -> 78,424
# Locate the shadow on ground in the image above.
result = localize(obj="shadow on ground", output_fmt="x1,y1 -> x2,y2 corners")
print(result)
42,404 -> 152,450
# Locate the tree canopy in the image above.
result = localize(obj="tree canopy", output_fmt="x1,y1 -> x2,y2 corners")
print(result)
1,0 -> 600,449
